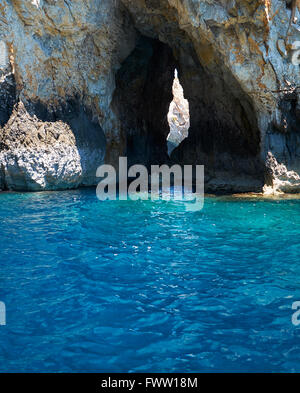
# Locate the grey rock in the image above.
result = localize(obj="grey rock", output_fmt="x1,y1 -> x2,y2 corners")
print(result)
0,102 -> 105,191
0,0 -> 299,193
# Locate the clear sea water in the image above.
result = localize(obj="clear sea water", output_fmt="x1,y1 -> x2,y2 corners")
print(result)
0,188 -> 300,372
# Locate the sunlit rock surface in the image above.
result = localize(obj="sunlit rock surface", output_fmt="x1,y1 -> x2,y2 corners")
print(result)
0,102 -> 105,190
167,70 -> 190,156
0,0 -> 299,192
264,151 -> 300,194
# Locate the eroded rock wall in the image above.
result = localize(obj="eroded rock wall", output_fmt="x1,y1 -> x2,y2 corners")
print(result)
0,0 -> 299,192
120,0 -> 300,193
0,0 -> 136,190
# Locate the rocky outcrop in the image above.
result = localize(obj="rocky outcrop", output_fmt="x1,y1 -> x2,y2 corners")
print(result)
0,101 -> 105,190
0,0 -> 299,192
264,151 -> 300,193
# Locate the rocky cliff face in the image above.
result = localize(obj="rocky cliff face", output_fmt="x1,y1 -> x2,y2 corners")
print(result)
0,0 -> 299,193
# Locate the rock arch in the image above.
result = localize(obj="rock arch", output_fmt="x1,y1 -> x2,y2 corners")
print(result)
0,0 -> 299,193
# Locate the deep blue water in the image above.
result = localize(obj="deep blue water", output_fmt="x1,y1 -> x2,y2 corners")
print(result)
0,189 -> 300,372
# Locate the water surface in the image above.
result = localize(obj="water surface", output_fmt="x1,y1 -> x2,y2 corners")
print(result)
0,189 -> 299,372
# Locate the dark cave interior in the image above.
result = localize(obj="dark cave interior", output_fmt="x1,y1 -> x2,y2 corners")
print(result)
112,32 -> 264,190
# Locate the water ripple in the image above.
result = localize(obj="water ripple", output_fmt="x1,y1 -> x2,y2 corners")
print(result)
0,189 -> 299,372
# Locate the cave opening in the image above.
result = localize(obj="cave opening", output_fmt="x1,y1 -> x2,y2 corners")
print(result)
167,69 -> 190,157
111,35 -> 177,169
111,32 -> 264,192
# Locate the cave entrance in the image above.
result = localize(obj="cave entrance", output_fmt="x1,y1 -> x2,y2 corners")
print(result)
111,35 -> 178,169
111,32 -> 264,192
167,69 -> 190,157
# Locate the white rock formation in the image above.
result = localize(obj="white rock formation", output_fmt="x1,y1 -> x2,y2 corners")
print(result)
167,70 -> 190,156
264,151 -> 300,194
0,102 -> 105,191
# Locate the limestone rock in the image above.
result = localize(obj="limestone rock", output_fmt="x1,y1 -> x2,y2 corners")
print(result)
264,151 -> 300,194
0,102 -> 105,191
0,0 -> 299,192
167,70 -> 190,156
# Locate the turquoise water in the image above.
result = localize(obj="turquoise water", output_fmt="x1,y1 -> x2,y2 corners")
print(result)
0,189 -> 300,372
